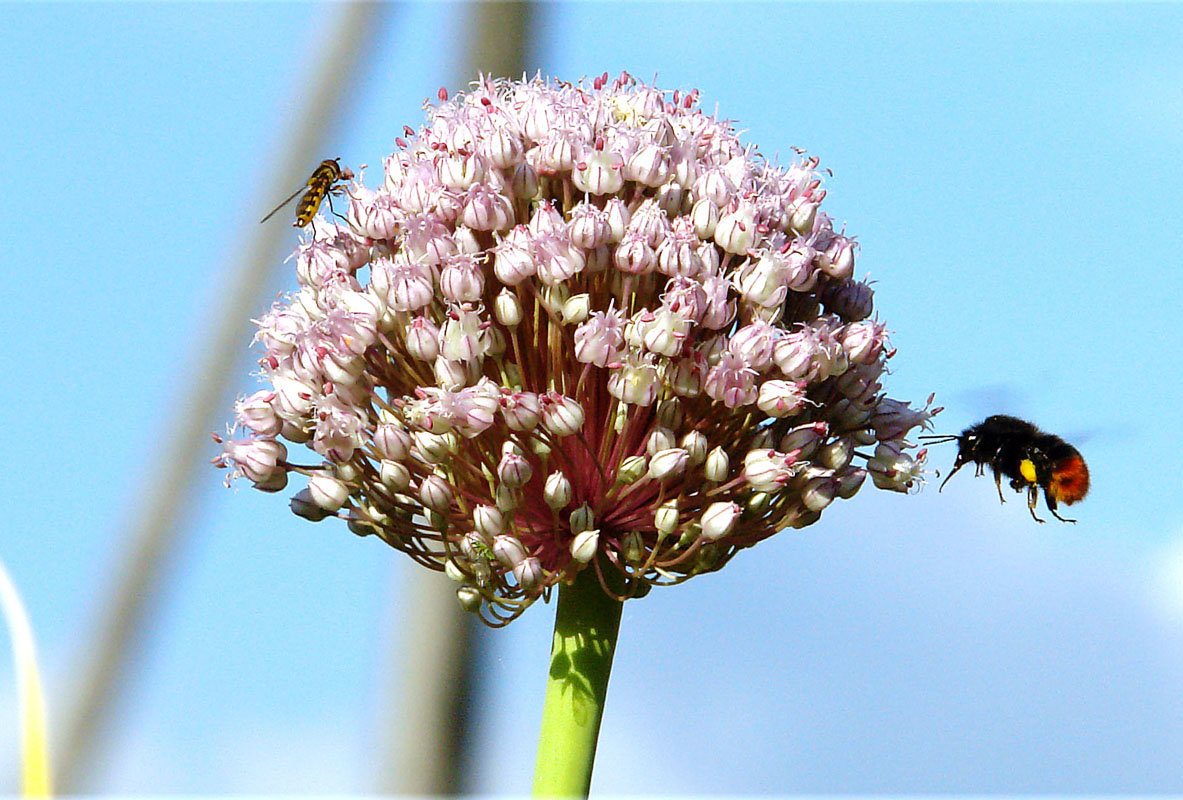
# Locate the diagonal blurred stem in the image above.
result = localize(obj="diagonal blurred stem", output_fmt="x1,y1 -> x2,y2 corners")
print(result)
379,2 -> 538,794
53,4 -> 386,792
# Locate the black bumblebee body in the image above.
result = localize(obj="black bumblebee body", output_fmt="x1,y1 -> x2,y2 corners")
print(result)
923,415 -> 1090,523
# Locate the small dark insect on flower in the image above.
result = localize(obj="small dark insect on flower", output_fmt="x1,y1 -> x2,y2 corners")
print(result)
921,414 -> 1090,523
260,158 -> 354,227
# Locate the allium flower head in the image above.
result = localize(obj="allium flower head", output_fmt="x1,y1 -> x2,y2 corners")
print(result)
215,72 -> 935,625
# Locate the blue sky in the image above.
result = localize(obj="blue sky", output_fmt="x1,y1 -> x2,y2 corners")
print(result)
2,2 -> 1183,794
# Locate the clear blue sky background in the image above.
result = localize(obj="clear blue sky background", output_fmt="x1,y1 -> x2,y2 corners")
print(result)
3,2 -> 1183,794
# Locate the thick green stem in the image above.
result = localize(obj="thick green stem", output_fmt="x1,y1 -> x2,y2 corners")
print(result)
532,564 -> 624,797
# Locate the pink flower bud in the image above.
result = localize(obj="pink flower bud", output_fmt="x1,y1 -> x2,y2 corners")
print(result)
419,473 -> 455,511
499,389 -> 541,431
492,534 -> 529,568
540,393 -> 585,437
497,450 -> 534,488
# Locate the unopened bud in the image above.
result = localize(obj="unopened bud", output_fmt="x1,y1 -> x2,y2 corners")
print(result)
418,474 -> 454,512
702,501 -> 741,540
655,498 -> 680,536
492,534 -> 529,568
308,474 -> 349,511
473,504 -> 504,537
802,478 -> 836,512
646,426 -> 676,455
456,587 -> 482,612
290,488 -> 332,521
616,455 -> 648,485
561,293 -> 591,324
513,557 -> 544,591
621,531 -> 645,564
648,448 -> 689,481
570,529 -> 600,563
494,288 -> 523,326
681,430 -> 708,465
379,459 -> 411,491
704,447 -> 729,482
544,471 -> 573,509
569,503 -> 595,534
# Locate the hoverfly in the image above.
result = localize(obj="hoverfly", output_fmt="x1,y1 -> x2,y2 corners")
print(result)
260,158 -> 354,227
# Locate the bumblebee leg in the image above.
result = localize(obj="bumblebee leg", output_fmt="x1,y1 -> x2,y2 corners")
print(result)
993,469 -> 1006,503
1026,485 -> 1046,523
1045,491 -> 1076,523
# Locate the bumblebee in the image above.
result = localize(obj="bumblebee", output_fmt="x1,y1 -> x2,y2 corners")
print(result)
260,158 -> 353,227
922,415 -> 1090,523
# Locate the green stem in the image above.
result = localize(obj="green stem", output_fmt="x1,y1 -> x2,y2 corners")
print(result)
532,563 -> 624,797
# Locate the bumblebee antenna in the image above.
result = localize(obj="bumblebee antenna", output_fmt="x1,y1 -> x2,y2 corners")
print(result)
919,433 -> 960,445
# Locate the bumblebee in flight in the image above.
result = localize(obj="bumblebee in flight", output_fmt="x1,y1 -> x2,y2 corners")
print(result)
922,415 -> 1090,523
260,158 -> 353,227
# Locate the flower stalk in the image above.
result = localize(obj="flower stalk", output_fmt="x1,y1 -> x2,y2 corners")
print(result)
532,561 -> 624,797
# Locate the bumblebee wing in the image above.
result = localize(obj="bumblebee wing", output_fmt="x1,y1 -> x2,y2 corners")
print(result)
259,185 -> 307,224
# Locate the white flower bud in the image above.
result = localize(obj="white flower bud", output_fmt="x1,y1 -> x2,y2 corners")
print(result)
690,197 -> 719,239
445,559 -> 467,583
570,529 -> 600,563
544,471 -> 573,509
818,438 -> 854,470
290,488 -> 332,521
561,293 -> 591,325
702,501 -> 741,540
379,459 -> 411,492
704,446 -> 730,482
495,484 -> 521,512
681,430 -> 708,466
513,557 -> 544,591
646,426 -> 676,456
413,430 -> 453,464
494,288 -> 523,326
497,450 -> 533,488
616,455 -> 648,485
308,473 -> 349,511
656,398 -> 683,430
473,504 -> 504,537
802,478 -> 836,512
541,395 -> 585,437
655,498 -> 680,536
648,448 -> 689,481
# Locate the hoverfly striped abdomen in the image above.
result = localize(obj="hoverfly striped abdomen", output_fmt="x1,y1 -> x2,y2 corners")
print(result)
260,158 -> 354,228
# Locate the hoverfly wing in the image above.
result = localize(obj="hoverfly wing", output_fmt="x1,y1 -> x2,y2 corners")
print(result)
259,185 -> 308,224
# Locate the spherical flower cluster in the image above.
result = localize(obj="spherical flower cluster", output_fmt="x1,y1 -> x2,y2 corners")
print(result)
213,72 -> 935,625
